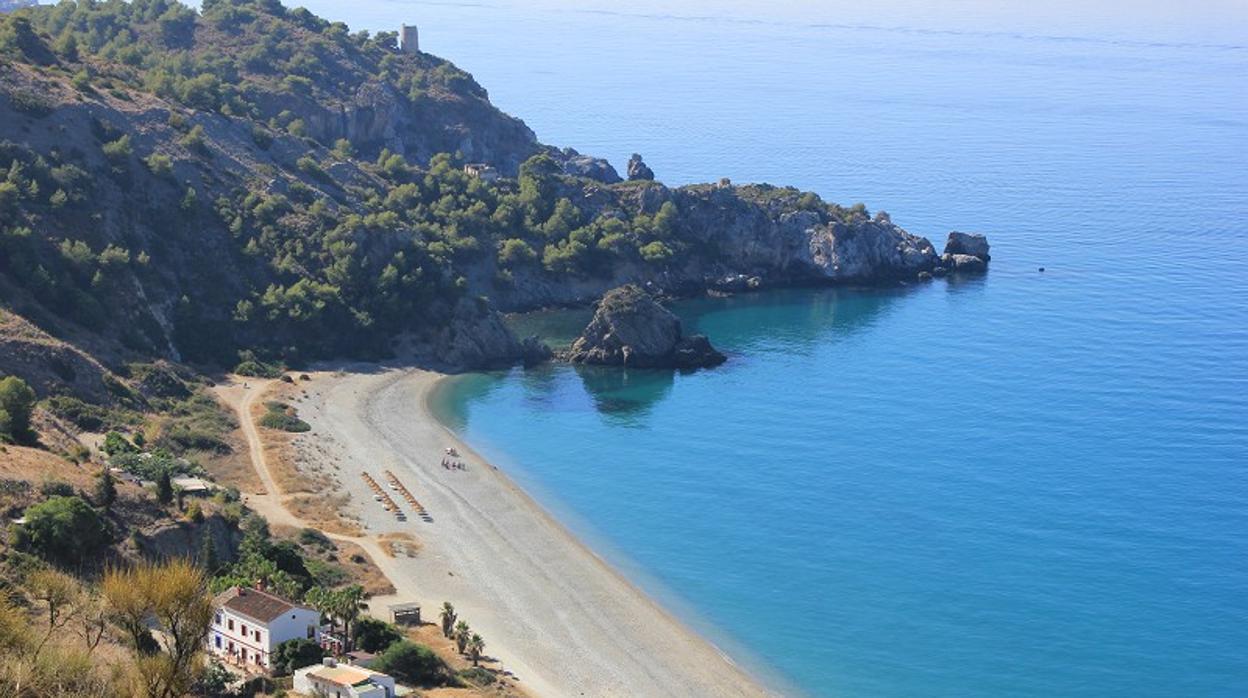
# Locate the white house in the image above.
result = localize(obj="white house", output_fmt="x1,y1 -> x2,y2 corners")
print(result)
208,586 -> 321,671
294,658 -> 396,698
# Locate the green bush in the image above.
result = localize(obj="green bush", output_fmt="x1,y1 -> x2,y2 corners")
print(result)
258,402 -> 309,433
352,617 -> 403,653
234,360 -> 282,378
101,135 -> 133,162
271,638 -> 323,676
103,430 -> 136,456
373,640 -> 450,686
0,376 -> 36,441
458,666 -> 496,686
145,153 -> 173,176
16,495 -> 109,565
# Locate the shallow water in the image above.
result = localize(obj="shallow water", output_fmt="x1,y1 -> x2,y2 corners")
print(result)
304,1 -> 1248,694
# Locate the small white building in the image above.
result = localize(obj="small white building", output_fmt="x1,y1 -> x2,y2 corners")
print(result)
463,163 -> 500,182
294,658 -> 396,698
208,586 -> 321,672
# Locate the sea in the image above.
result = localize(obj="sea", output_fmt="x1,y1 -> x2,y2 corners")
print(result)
302,1 -> 1248,695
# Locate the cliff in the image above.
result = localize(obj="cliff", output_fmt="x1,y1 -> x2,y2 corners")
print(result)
0,0 -> 988,393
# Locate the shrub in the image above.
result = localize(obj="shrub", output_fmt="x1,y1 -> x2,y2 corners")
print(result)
373,640 -> 450,686
459,666 -> 497,686
258,402 -> 310,432
16,495 -> 109,565
272,638 -> 323,676
103,430 -> 136,456
352,617 -> 403,653
234,359 -> 282,378
101,135 -> 133,163
497,238 -> 537,267
39,481 -> 74,498
639,240 -> 674,263
0,375 -> 36,440
145,153 -> 173,176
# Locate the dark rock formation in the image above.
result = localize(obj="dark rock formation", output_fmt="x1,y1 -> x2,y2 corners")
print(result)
944,231 -> 991,260
940,231 -> 990,273
553,147 -> 621,184
520,336 -> 554,367
566,286 -> 725,369
627,153 -> 655,181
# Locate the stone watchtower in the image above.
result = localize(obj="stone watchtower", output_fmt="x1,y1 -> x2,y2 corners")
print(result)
401,24 -> 419,54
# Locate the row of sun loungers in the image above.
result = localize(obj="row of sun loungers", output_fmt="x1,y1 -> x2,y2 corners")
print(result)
385,470 -> 433,523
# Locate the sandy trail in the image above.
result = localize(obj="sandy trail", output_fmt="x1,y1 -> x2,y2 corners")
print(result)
217,370 -> 774,698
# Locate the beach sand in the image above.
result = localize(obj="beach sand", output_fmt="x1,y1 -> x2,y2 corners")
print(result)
288,367 -> 775,698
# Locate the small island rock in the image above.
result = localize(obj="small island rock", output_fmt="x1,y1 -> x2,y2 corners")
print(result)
943,231 -> 991,261
567,285 -> 726,369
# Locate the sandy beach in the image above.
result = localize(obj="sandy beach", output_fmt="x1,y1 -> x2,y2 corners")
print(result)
278,367 -> 775,698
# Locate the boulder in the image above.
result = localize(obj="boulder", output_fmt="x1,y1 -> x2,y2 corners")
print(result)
555,147 -> 622,184
943,231 -> 990,260
942,253 -> 987,273
626,153 -> 655,181
566,285 -> 725,369
519,335 -> 554,367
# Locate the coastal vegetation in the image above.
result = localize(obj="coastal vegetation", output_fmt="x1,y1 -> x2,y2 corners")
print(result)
0,0 -> 951,379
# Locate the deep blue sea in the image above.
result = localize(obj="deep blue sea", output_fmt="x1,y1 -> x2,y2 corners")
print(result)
304,1 -> 1248,694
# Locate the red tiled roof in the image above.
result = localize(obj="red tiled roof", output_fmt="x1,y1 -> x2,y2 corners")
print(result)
214,586 -> 311,623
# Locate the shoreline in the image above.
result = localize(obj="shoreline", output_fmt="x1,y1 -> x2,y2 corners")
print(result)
293,365 -> 778,698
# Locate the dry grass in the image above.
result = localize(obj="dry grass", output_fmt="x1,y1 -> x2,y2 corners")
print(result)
285,493 -> 362,537
250,382 -> 362,535
0,445 -> 96,490
377,532 -> 421,559
196,423 -> 263,495
334,539 -> 395,597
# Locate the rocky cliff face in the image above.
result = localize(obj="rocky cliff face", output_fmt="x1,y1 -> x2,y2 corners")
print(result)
566,285 -> 726,369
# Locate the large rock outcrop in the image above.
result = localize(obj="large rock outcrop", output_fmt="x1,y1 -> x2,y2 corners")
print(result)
940,232 -> 991,273
552,147 -> 622,183
566,286 -> 726,369
627,153 -> 655,181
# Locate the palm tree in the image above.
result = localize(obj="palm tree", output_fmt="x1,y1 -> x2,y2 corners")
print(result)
454,620 -> 470,654
467,633 -> 485,667
439,602 -> 457,639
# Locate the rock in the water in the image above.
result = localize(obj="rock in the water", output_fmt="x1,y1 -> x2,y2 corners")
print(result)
942,253 -> 987,273
943,231 -> 991,261
627,153 -> 655,181
520,335 -> 554,367
567,285 -> 725,369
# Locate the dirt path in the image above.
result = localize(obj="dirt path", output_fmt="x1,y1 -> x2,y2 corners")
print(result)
212,378 -> 419,608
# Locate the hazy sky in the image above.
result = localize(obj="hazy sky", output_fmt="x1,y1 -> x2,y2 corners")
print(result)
281,0 -> 1247,46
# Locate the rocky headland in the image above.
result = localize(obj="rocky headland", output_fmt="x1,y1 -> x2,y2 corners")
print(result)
0,0 -> 992,391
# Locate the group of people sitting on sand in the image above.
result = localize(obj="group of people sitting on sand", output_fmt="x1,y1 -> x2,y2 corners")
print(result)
442,446 -> 465,471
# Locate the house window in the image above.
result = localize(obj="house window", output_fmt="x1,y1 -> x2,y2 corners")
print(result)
214,612 -> 222,626
254,630 -> 261,642
214,636 -> 221,649
306,625 -> 315,639
240,623 -> 247,636
227,619 -> 234,631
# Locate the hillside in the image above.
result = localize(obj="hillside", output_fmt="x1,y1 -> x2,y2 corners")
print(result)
0,0 -> 977,393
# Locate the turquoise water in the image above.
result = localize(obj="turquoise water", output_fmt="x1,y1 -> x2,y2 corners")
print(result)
311,1 -> 1248,694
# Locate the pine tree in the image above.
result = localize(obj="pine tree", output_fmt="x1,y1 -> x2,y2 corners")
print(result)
95,469 -> 116,512
199,533 -> 219,575
156,470 -> 173,505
